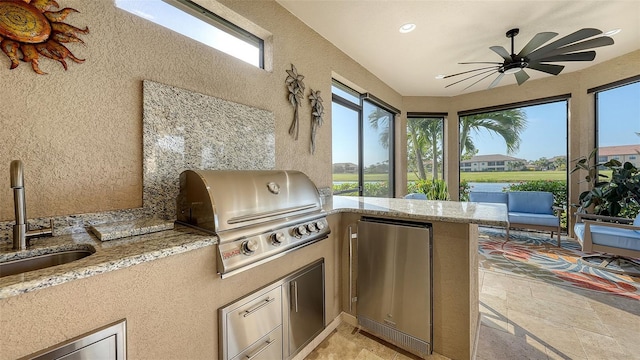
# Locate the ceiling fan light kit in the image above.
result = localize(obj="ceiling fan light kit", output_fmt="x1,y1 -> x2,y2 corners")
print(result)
443,27 -> 615,90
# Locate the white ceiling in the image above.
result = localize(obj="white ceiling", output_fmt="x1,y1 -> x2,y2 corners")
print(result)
276,0 -> 640,96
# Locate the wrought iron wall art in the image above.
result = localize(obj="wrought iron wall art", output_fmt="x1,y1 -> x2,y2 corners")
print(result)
308,89 -> 324,154
285,63 -> 305,140
0,0 -> 88,74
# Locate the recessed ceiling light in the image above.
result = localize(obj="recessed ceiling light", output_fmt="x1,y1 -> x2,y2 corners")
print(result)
435,74 -> 445,79
604,28 -> 622,36
399,23 -> 416,33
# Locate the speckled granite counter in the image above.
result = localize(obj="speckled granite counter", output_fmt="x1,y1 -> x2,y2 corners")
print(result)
0,196 -> 505,304
0,225 -> 216,299
324,195 -> 508,226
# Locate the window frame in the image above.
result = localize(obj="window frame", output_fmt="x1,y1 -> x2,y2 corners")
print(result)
117,0 -> 265,69
331,80 -> 397,197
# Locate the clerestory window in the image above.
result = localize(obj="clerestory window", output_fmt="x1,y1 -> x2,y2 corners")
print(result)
116,0 -> 264,68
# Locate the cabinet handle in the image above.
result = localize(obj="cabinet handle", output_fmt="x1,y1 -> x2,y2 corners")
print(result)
241,297 -> 275,318
349,226 -> 357,312
291,281 -> 299,313
245,338 -> 276,360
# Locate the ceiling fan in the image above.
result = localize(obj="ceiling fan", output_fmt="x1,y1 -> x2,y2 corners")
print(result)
442,28 -> 615,90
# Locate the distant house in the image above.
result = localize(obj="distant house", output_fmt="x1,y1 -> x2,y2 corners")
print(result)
598,144 -> 640,167
460,154 -> 527,172
332,162 -> 358,173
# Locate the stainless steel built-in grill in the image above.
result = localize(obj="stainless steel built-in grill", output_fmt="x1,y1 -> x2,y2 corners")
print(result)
176,170 -> 330,278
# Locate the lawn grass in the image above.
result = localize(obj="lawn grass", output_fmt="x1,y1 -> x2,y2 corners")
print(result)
334,171 -> 570,183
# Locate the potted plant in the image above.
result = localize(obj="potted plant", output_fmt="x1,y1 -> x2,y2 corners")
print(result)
571,148 -> 640,217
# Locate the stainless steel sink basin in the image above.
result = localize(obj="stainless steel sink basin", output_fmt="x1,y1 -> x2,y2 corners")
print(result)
0,249 -> 94,278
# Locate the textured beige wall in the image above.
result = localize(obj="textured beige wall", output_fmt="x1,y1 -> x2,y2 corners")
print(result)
0,228 -> 340,360
0,0 -> 401,221
403,50 -> 640,208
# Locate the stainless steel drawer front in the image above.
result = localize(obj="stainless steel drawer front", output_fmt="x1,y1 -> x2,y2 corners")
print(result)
230,326 -> 283,360
223,286 -> 283,359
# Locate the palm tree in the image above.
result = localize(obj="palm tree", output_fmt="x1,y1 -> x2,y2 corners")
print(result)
459,109 -> 527,158
368,107 -> 391,149
407,118 -> 443,180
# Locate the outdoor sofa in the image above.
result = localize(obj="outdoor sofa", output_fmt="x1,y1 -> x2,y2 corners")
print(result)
469,191 -> 563,246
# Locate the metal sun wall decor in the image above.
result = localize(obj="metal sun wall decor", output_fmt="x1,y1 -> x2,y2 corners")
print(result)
285,63 -> 305,140
0,0 -> 88,74
308,89 -> 324,154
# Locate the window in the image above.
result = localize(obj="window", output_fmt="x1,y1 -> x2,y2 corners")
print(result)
458,98 -> 568,206
116,0 -> 264,68
407,115 -> 445,191
594,78 -> 640,169
332,81 -> 396,198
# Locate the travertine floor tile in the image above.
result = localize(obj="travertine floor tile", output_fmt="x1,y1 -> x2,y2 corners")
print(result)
507,308 -> 588,359
506,293 -> 608,335
573,327 -> 627,360
476,324 -> 548,360
528,281 -> 594,310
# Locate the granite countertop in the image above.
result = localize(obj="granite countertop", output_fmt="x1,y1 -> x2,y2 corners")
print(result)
324,196 -> 508,226
0,196 -> 506,300
0,225 -> 216,299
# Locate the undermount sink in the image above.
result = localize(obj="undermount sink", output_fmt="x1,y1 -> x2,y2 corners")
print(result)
0,248 -> 95,278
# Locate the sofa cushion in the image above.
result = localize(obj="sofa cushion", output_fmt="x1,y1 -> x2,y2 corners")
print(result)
469,191 -> 508,204
508,191 -> 554,214
574,223 -> 585,246
586,224 -> 640,251
404,193 -> 427,200
509,212 -> 559,227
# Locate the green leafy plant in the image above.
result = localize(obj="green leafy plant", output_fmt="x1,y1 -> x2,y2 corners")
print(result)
571,148 -> 640,217
415,179 -> 450,200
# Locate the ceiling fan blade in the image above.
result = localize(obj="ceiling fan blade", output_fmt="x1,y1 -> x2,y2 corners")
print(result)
488,73 -> 505,88
535,51 -> 596,62
527,62 -> 565,75
490,46 -> 511,62
459,61 -> 503,65
517,32 -> 558,57
443,65 -> 500,79
525,28 -> 603,60
530,37 -> 613,60
514,69 -> 530,85
463,70 -> 500,91
445,68 -> 498,88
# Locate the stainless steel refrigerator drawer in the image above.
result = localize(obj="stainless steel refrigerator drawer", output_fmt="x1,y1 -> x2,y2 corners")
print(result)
224,286 -> 282,359
230,326 -> 283,360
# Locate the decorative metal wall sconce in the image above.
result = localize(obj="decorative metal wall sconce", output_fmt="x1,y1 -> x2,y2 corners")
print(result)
285,64 -> 305,140
0,0 -> 88,74
309,89 -> 324,154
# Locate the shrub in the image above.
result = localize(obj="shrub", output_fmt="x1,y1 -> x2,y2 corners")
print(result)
508,180 -> 567,208
415,179 -> 449,200
459,180 -> 470,201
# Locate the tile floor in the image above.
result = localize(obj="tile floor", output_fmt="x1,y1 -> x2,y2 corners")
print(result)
306,269 -> 640,360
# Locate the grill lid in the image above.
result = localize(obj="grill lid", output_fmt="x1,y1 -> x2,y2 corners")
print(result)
176,170 -> 323,234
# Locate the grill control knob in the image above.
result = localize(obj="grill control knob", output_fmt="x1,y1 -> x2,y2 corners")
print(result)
306,223 -> 318,233
270,232 -> 285,245
315,221 -> 326,231
241,239 -> 258,255
294,225 -> 308,237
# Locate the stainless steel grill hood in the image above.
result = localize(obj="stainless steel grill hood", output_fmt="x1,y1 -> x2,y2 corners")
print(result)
176,170 -> 330,277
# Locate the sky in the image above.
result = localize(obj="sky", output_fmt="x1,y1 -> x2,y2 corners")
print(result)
333,81 -> 640,165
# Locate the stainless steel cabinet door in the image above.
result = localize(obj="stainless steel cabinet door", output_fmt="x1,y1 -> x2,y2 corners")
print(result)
357,219 -> 431,341
286,262 -> 324,357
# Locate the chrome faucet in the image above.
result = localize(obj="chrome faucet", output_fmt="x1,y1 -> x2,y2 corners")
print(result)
10,160 -> 53,250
